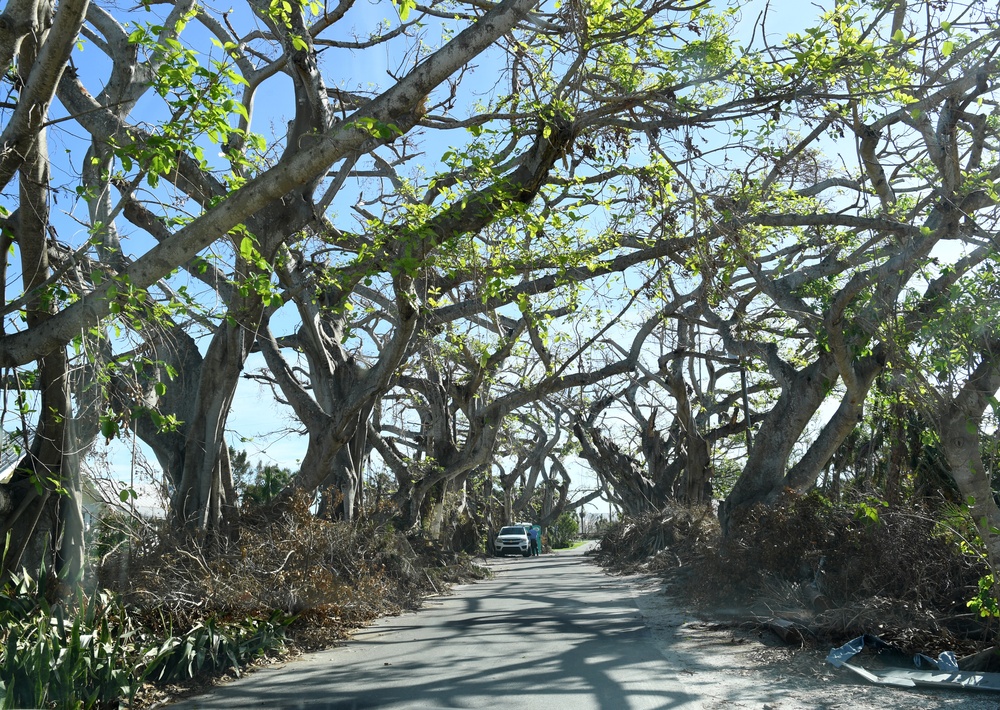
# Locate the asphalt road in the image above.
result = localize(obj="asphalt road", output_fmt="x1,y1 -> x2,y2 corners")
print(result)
173,543 -> 699,709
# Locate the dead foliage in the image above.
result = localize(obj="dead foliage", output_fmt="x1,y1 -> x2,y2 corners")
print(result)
595,493 -> 994,656
97,492 -> 489,653
591,503 -> 720,574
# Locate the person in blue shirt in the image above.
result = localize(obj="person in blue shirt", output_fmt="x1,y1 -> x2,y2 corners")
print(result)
527,525 -> 540,556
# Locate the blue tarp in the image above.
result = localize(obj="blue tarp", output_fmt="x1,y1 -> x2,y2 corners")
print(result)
826,634 -> 958,672
826,634 -> 1000,693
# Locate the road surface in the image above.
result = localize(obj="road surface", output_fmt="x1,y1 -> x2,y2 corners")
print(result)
172,544 -> 699,709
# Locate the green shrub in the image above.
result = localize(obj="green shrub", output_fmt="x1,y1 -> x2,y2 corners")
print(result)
145,611 -> 290,683
0,489 -> 487,708
0,573 -> 143,710
548,513 -> 579,549
0,570 -> 289,709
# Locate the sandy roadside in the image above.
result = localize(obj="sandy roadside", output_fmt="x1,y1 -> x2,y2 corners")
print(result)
625,574 -> 1000,709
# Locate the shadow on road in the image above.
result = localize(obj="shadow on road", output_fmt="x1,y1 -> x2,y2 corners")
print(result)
176,549 -> 703,709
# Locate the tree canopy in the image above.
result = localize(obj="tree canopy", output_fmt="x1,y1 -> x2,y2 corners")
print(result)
2,0 -> 1000,609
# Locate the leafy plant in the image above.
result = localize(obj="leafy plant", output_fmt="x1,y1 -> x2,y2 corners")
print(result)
548,512 -> 580,549
144,611 -> 291,682
967,574 -> 1000,619
853,497 -> 888,525
0,574 -> 145,710
0,568 -> 289,709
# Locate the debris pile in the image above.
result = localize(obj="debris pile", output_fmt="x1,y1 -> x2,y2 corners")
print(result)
591,504 -> 719,574
596,494 -> 993,659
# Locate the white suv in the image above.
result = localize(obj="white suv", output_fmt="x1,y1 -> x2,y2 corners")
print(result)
494,526 -> 530,557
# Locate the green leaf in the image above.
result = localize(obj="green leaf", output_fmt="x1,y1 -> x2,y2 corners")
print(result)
239,236 -> 256,261
100,415 -> 119,442
397,0 -> 414,21
988,395 -> 1000,414
941,40 -> 954,57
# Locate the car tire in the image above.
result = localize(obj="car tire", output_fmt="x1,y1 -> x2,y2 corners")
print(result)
522,551 -> 530,557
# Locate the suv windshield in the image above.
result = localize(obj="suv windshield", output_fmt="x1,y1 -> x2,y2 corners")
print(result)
499,526 -> 526,536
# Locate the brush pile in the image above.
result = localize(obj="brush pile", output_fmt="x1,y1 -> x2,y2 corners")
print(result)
595,493 -> 994,656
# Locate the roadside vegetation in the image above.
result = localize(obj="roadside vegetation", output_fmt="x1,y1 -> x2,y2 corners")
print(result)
2,490 -> 488,708
594,491 -> 997,660
546,513 -> 582,550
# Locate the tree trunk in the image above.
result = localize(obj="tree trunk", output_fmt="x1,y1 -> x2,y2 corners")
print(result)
639,415 -> 682,498
784,354 -> 884,495
170,316 -> 257,533
0,12 -> 82,585
928,347 -> 1000,600
573,421 -> 662,515
720,354 -> 839,533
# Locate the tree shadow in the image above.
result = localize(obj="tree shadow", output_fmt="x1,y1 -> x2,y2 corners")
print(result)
167,551 -> 750,709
